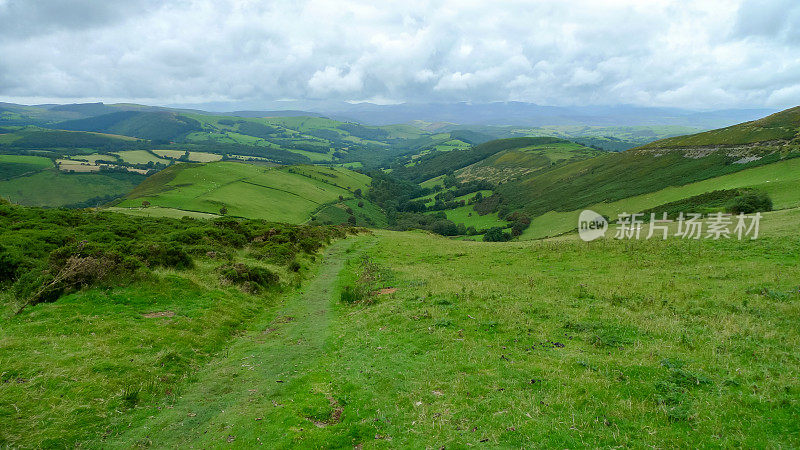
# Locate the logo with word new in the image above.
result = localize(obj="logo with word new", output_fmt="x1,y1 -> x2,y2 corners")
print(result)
578,210 -> 608,241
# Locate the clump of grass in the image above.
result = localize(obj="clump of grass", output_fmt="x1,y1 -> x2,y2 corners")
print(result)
219,263 -> 280,293
339,256 -> 390,305
655,359 -> 713,422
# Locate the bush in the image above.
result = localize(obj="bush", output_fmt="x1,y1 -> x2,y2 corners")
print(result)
726,191 -> 773,214
219,263 -> 279,293
142,243 -> 194,269
15,252 -> 142,311
0,246 -> 22,282
483,227 -> 511,242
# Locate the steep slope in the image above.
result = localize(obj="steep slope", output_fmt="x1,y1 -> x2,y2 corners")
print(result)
393,137 -> 588,183
640,106 -> 800,148
493,106 -> 800,237
456,139 -> 603,183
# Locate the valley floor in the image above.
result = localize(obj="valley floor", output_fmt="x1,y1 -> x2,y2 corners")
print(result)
3,221 -> 799,447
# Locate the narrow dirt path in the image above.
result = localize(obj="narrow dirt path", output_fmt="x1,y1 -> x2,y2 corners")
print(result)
107,236 -> 370,447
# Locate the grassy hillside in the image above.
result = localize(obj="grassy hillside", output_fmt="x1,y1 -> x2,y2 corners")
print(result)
0,169 -> 145,208
56,111 -> 204,142
641,106 -> 800,148
0,202 -> 358,447
520,157 -> 800,239
441,124 -> 705,151
498,143 -> 798,219
392,137 -> 584,183
4,210 -> 796,447
116,162 -> 370,222
0,154 -> 52,180
457,139 -> 603,183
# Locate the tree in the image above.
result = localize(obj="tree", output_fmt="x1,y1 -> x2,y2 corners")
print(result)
357,201 -> 364,208
483,227 -> 511,242
338,195 -> 344,201
347,215 -> 357,225
354,188 -> 362,198
141,201 -> 151,208
219,206 -> 228,215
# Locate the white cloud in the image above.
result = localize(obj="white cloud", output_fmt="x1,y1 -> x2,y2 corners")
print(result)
0,0 -> 797,109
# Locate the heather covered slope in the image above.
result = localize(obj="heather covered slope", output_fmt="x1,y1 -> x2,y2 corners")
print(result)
494,106 -> 800,222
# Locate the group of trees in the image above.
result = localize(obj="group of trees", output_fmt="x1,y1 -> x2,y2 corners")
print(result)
366,171 -> 532,239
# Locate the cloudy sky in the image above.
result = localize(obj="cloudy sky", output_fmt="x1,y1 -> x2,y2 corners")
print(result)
0,0 -> 798,110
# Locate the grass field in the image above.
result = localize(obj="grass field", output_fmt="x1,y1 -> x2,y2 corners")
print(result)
112,150 -> 170,164
440,204 -> 508,229
301,227 -> 799,447
70,153 -> 119,163
8,213 -> 792,447
313,198 -> 388,227
105,206 -> 220,219
0,154 -> 52,180
521,157 -> 800,239
0,169 -> 144,207
116,162 -> 366,222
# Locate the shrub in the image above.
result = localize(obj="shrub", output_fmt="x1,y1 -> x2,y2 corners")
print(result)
726,191 -> 773,214
142,243 -> 194,269
483,227 -> 511,242
15,253 -> 142,312
219,263 -> 279,293
0,246 -> 22,282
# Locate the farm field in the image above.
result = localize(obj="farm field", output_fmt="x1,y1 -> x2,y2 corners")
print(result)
439,204 -> 507,229
0,169 -> 145,207
152,149 -> 222,162
0,154 -> 52,180
112,150 -> 170,164
116,162 -> 366,222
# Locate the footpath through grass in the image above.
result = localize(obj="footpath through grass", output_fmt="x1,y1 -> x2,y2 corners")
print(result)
107,236 -> 376,447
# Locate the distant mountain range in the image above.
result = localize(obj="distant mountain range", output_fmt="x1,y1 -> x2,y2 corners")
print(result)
315,102 -> 776,128
0,100 -> 775,129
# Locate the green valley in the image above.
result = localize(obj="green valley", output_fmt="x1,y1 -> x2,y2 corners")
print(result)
2,103 -> 800,449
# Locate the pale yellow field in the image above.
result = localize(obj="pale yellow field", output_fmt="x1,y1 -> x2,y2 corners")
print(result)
152,150 -> 222,162
56,160 -> 101,172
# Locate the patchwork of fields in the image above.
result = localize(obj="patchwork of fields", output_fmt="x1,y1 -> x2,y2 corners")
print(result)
116,162 -> 370,223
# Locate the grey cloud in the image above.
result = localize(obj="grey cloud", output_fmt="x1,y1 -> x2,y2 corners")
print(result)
0,0 -> 797,109
0,0 -> 161,40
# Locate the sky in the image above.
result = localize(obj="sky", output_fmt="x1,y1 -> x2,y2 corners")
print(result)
0,0 -> 798,110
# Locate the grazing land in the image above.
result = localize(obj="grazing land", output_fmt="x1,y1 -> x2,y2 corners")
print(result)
0,169 -> 145,207
0,104 -> 799,448
116,162 -> 369,223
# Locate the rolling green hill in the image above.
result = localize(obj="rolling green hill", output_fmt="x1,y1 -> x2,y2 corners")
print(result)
484,106 -> 800,238
641,106 -> 800,148
56,111 -> 204,142
0,169 -> 145,208
456,139 -> 604,183
392,137 -> 589,184
115,162 -> 373,223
